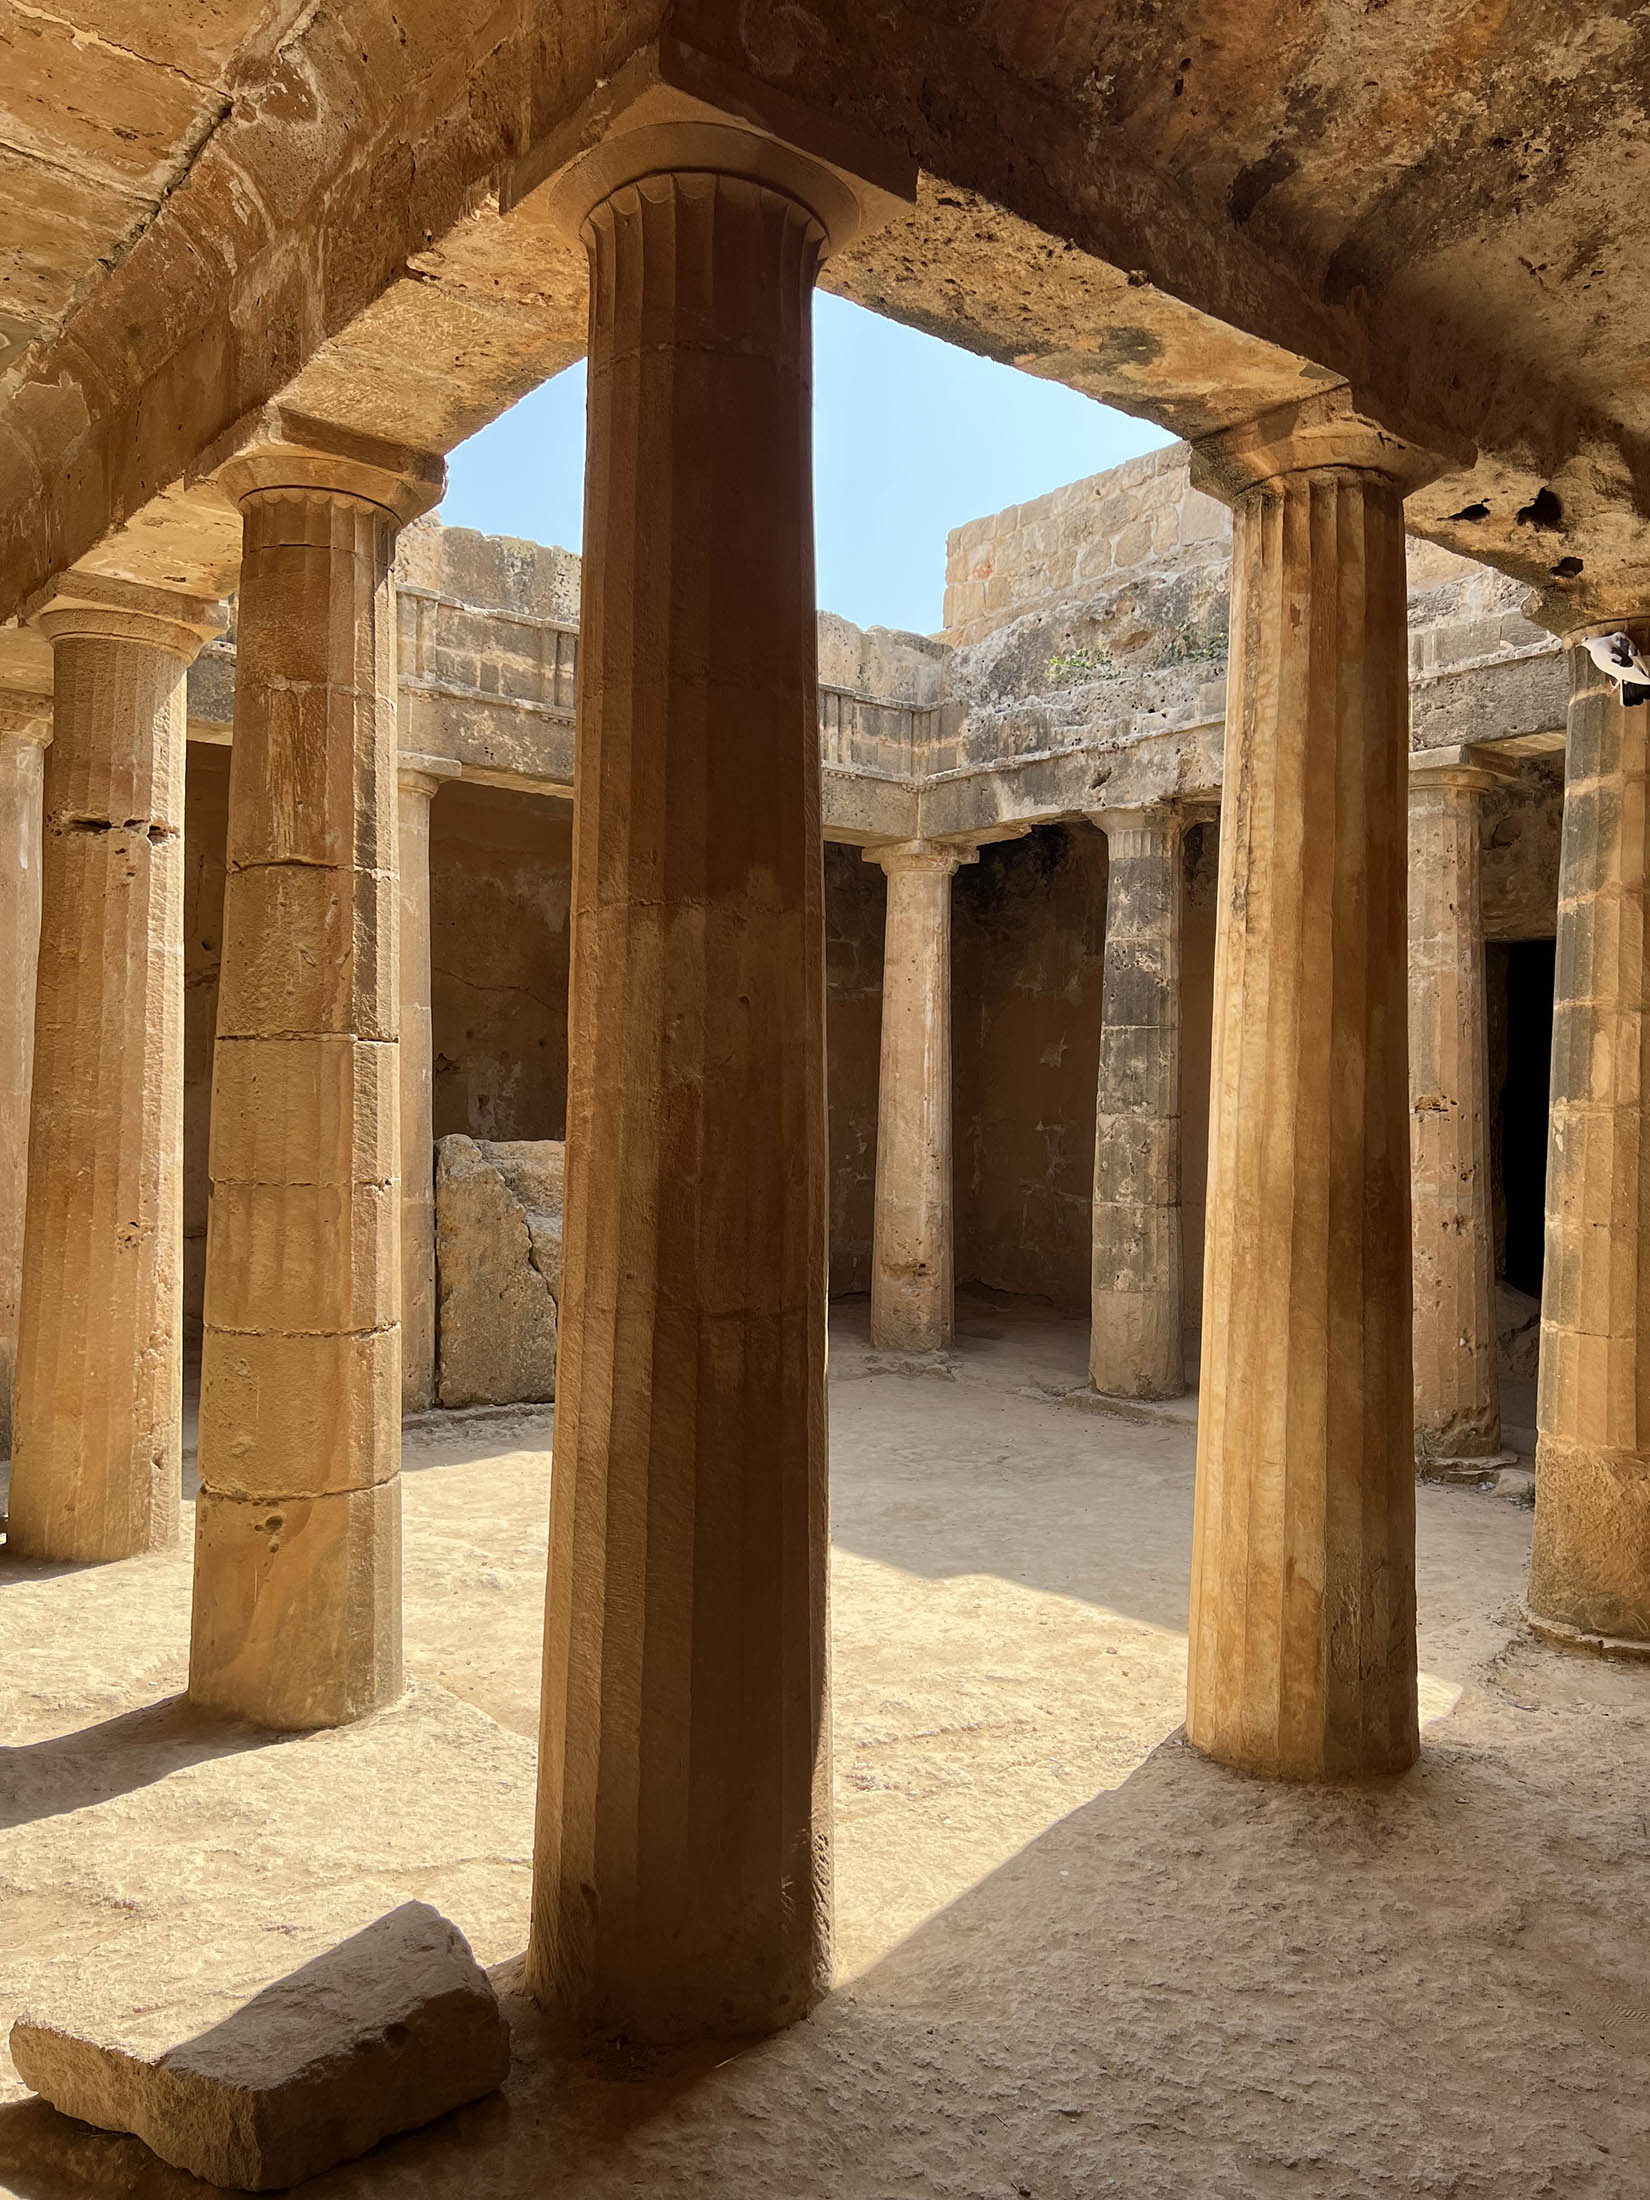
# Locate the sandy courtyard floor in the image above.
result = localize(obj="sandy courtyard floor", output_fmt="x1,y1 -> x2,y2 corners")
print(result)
3,1295 -> 1650,2196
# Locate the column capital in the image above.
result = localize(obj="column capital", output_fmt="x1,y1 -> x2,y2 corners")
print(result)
24,572 -> 225,661
1525,589 -> 1650,643
503,35 -> 917,256
1407,742 -> 1525,797
1090,803 -> 1184,840
397,751 -> 462,801
0,691 -> 52,748
865,836 -> 980,880
1189,390 -> 1443,507
202,407 -> 445,526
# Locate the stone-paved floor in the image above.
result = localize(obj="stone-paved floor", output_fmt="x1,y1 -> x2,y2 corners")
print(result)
2,1294 -> 1648,2197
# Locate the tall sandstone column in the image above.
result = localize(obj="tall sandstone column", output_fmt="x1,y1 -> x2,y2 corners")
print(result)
189,424 -> 442,1729
9,580 -> 220,1560
868,837 -> 975,1352
1185,403 -> 1429,1778
1090,806 -> 1185,1399
0,696 -> 50,1462
1529,618 -> 1650,1652
396,755 -> 458,1416
517,81 -> 910,2043
1407,752 -> 1513,1479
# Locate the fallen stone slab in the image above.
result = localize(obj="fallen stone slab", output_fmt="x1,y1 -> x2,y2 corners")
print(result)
9,1902 -> 511,2190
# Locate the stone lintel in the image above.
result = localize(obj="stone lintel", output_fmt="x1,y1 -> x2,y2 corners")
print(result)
24,573 -> 226,660
200,409 -> 446,526
501,34 -> 918,253
1189,390 -> 1444,506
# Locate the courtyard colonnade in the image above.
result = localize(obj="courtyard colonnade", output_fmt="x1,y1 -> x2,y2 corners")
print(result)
0,55 -> 1647,2052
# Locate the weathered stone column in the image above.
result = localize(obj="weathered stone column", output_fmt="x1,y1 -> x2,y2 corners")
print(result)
0,695 -> 50,1463
9,582 -> 220,1560
514,78 -> 911,2043
1090,806 -> 1185,1399
1407,750 -> 1515,1480
867,837 -> 976,1352
396,754 -> 459,1416
188,421 -> 443,1729
1185,401 -> 1433,1778
1529,616 -> 1650,1653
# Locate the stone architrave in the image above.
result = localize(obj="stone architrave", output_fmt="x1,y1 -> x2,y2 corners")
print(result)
1529,616 -> 1650,1653
1184,398 -> 1437,1779
1407,748 -> 1517,1480
508,56 -> 915,2044
866,837 -> 976,1352
0,695 -> 49,1463
188,418 -> 444,1731
397,753 -> 460,1415
9,582 -> 222,1561
1090,805 -> 1185,1399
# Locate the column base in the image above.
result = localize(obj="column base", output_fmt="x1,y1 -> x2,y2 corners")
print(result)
189,1481 -> 402,1729
1416,1449 -> 1519,1487
1526,1607 -> 1650,1661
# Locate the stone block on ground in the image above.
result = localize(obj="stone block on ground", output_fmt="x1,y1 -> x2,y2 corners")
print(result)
435,1135 -> 562,1408
1496,1282 -> 1542,1382
8,1901 -> 511,2190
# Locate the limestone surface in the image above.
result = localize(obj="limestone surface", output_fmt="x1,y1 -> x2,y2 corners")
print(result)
435,1136 -> 562,1408
8,1902 -> 510,2190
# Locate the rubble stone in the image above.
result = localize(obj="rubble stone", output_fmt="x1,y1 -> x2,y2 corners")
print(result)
8,1902 -> 510,2191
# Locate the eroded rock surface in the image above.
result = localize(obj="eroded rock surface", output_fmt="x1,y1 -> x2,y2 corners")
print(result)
8,1901 -> 510,2190
435,1136 -> 562,1408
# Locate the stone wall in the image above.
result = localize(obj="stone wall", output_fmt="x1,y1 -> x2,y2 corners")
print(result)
954,826 -> 1109,1313
428,780 -> 573,1143
824,846 -> 885,1296
942,446 -> 1231,647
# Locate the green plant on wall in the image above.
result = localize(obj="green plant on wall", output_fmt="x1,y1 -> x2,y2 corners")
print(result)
1046,645 -> 1111,686
1159,623 -> 1229,668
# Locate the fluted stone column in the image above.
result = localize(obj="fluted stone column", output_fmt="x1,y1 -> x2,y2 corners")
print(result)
1529,617 -> 1650,1653
1185,403 -> 1431,1778
516,84 -> 912,2043
397,754 -> 459,1416
188,426 -> 443,1729
1408,752 -> 1514,1480
0,696 -> 50,1462
9,581 -> 221,1560
1090,806 -> 1185,1399
867,837 -> 975,1352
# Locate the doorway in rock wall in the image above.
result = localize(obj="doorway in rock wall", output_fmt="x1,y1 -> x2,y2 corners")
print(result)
1490,937 -> 1557,1300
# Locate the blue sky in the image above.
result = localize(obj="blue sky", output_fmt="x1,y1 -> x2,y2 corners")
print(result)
441,292 -> 1174,636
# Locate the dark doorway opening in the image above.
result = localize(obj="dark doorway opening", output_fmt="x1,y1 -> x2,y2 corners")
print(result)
1494,938 -> 1556,1298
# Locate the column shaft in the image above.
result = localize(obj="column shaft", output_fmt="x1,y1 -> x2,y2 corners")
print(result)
190,440 -> 439,1728
1187,458 -> 1418,1778
396,760 -> 456,1416
1408,763 -> 1509,1476
10,586 -> 218,1560
0,701 -> 49,1462
1530,624 -> 1650,1649
528,168 -> 831,2042
1090,808 -> 1185,1399
869,839 -> 972,1352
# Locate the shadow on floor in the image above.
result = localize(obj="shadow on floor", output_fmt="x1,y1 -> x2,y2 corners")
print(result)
0,1695 -> 289,1834
4,1695 -> 1646,2198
